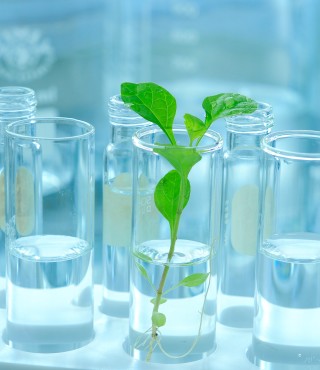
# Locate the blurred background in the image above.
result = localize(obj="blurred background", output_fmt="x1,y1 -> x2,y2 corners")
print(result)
1,0 -> 319,280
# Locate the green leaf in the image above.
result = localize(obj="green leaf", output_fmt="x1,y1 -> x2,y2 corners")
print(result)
121,82 -> 177,145
134,261 -> 156,292
184,113 -> 207,145
184,94 -> 257,144
135,262 -> 149,280
152,312 -> 166,328
134,251 -> 153,263
154,145 -> 201,178
162,272 -> 210,295
150,297 -> 167,305
203,93 -> 258,126
178,273 -> 209,287
154,170 -> 190,230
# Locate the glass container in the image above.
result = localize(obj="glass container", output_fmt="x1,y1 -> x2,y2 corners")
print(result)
249,130 -> 320,368
5,117 -> 95,353
100,95 -> 153,317
217,103 -> 274,328
129,126 -> 223,363
0,86 -> 36,307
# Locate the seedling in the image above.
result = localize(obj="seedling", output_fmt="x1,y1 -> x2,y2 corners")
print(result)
121,82 -> 257,361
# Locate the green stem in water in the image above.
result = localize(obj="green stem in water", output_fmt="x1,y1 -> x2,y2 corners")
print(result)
146,176 -> 187,362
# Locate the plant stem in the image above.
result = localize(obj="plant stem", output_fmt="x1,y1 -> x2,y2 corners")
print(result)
146,176 -> 187,362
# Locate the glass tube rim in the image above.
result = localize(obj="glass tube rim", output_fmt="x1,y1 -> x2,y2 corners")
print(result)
5,117 -> 95,141
225,101 -> 273,133
0,86 -> 35,98
133,124 -> 223,153
108,94 -> 153,127
261,130 -> 320,161
0,86 -> 37,115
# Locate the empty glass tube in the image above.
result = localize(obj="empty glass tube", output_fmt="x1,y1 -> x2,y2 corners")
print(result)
100,95 -> 153,317
217,102 -> 274,329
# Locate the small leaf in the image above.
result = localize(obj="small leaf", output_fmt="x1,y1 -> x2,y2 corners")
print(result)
121,82 -> 177,145
134,261 -> 156,292
150,297 -> 167,305
152,312 -> 166,327
184,94 -> 257,144
178,273 -> 209,287
135,251 -> 153,262
154,170 -> 190,230
203,93 -> 258,126
135,262 -> 149,280
154,145 -> 201,178
184,113 -> 207,145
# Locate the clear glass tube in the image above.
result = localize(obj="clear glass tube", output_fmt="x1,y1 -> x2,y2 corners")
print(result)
5,117 -> 95,353
249,130 -> 320,367
0,86 -> 36,307
129,126 -> 223,364
100,95 -> 153,318
217,102 -> 274,329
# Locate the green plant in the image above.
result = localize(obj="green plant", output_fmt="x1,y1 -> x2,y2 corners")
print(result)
121,82 -> 257,361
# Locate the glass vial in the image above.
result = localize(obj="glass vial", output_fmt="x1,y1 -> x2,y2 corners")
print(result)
100,95 -> 152,317
129,126 -> 223,363
5,117 -> 95,353
217,102 -> 273,329
0,86 -> 36,306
